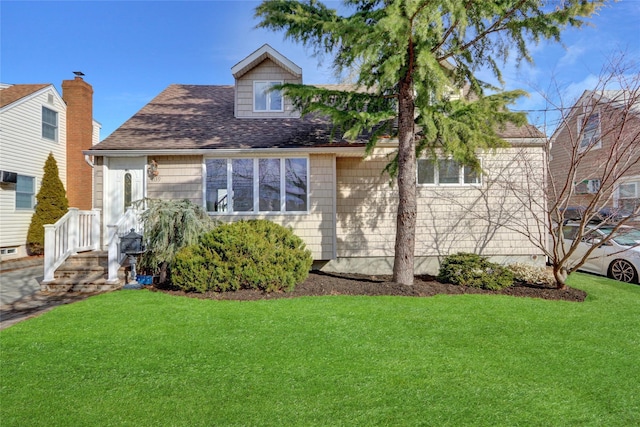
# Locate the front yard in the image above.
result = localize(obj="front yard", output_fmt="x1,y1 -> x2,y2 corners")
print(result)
1,273 -> 638,426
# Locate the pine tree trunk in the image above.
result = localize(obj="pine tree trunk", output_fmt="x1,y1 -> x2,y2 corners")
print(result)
392,76 -> 417,285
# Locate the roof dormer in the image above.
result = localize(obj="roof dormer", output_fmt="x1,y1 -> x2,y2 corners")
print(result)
232,44 -> 302,119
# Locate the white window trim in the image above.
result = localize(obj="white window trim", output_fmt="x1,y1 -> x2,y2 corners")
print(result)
205,157 -> 309,215
577,110 -> 601,152
42,106 -> 59,142
253,81 -> 284,113
416,158 -> 482,186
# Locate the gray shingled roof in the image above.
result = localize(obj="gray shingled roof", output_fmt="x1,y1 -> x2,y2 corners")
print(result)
93,85 -> 348,151
93,83 -> 544,151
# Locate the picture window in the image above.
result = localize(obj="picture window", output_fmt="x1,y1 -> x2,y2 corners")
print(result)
206,158 -> 308,213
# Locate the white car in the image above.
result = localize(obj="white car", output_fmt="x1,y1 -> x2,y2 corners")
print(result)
562,223 -> 640,284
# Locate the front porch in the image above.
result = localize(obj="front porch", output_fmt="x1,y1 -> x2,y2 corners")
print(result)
42,207 -> 142,292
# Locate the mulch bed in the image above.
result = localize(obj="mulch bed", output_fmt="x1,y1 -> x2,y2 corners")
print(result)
151,271 -> 586,302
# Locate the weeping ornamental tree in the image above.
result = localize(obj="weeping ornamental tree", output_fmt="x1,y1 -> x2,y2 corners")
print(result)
136,199 -> 216,283
256,0 -> 601,285
26,153 -> 69,255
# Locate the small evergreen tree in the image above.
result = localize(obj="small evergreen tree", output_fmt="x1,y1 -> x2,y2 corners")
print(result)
26,153 -> 69,255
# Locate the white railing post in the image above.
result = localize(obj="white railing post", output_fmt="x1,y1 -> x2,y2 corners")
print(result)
91,209 -> 101,250
107,224 -> 120,284
68,208 -> 79,255
43,224 -> 56,282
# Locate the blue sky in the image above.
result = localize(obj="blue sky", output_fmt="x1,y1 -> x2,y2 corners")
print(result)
2,0 -> 639,140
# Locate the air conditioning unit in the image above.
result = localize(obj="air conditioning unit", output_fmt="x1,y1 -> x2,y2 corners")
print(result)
0,170 -> 18,184
575,179 -> 601,194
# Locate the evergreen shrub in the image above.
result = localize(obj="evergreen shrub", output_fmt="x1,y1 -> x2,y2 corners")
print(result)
437,252 -> 514,290
26,153 -> 69,255
172,220 -> 312,293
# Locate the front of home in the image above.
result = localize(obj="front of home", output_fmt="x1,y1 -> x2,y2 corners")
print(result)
86,44 -> 547,275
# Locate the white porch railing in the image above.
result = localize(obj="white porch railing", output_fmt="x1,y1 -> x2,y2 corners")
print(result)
106,207 -> 143,284
43,208 -> 101,282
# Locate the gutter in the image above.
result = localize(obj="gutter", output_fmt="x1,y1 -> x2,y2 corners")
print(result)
83,145 -> 374,157
83,137 -> 544,157
501,137 -> 547,147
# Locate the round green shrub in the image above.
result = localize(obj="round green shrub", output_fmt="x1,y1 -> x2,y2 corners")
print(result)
172,220 -> 313,293
437,252 -> 514,290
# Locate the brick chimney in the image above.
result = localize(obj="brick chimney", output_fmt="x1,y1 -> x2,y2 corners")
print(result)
62,76 -> 93,210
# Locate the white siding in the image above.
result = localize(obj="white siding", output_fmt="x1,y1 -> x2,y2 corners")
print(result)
92,120 -> 101,146
0,87 -> 67,258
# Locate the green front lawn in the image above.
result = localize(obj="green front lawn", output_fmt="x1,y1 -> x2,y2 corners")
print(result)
1,273 -> 639,426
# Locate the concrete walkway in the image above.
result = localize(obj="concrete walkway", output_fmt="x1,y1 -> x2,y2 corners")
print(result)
0,257 -> 98,330
0,261 -> 43,305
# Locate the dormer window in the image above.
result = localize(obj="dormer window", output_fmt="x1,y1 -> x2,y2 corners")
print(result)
254,81 -> 283,112
231,45 -> 302,118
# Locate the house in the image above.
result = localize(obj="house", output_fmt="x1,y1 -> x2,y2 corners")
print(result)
0,76 -> 99,259
549,90 -> 640,221
86,44 -> 547,276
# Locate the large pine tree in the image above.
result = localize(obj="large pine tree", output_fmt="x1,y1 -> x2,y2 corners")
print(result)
26,153 -> 69,255
256,0 -> 601,284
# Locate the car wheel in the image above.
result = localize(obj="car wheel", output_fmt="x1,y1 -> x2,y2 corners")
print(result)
608,259 -> 638,284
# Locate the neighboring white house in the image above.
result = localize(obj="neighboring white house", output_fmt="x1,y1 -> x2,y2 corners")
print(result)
0,83 -> 68,259
0,78 -> 100,260
86,44 -> 547,275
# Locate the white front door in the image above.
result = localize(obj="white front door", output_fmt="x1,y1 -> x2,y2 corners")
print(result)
105,157 -> 145,230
